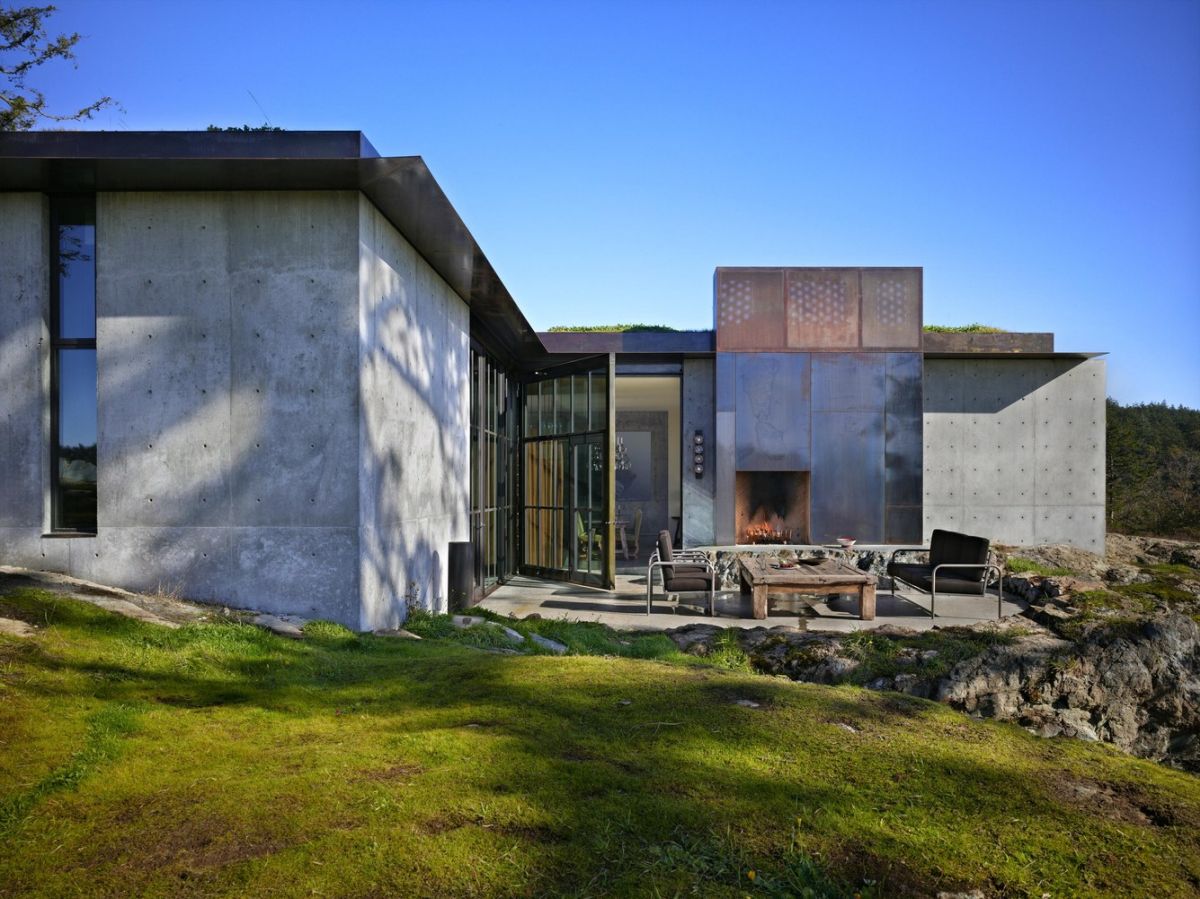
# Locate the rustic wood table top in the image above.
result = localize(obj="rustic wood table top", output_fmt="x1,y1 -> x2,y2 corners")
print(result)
738,555 -> 876,586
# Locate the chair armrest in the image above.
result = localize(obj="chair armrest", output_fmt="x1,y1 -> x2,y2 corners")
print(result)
932,562 -> 1002,584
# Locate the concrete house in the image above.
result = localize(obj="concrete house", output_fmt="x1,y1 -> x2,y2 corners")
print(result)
0,131 -> 1106,629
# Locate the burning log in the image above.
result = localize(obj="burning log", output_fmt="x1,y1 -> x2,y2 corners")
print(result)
743,523 -> 793,545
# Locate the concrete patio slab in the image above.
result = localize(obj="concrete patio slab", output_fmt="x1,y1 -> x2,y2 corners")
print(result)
479,572 -> 1025,633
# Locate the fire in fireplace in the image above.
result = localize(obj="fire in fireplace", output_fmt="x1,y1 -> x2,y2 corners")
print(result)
735,470 -> 810,545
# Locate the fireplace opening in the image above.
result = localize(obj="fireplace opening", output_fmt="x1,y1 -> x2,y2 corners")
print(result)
735,471 -> 810,544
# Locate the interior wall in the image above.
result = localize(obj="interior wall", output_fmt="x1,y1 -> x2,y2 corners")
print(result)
615,375 -> 680,527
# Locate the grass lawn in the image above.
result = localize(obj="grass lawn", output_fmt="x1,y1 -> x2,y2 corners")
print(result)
2,589 -> 1199,897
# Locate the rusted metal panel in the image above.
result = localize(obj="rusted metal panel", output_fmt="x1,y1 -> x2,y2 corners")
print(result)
715,268 -> 786,351
810,411 -> 885,543
862,268 -> 922,349
734,353 -> 811,470
922,331 -> 1054,354
811,353 -> 886,412
785,268 -> 861,349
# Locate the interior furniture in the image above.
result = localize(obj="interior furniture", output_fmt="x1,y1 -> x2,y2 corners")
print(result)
738,556 -> 876,620
646,530 -> 715,615
887,529 -> 1004,618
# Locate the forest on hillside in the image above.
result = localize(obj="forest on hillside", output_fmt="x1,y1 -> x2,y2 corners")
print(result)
1107,399 -> 1200,538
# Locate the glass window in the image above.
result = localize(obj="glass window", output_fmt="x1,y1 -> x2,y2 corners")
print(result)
589,370 -> 607,433
51,197 -> 98,532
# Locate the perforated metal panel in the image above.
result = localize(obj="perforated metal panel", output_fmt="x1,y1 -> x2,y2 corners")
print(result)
785,268 -> 860,349
715,269 -> 786,351
862,269 -> 922,348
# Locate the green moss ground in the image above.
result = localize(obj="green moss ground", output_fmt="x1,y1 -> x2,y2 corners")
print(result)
1,588 -> 1199,897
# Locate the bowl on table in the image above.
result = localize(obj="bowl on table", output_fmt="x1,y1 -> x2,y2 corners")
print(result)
836,537 -> 856,548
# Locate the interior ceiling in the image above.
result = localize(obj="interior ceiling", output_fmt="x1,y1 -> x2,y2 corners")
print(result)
615,376 -> 680,409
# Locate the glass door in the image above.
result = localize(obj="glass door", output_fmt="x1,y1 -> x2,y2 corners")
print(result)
520,355 -> 615,588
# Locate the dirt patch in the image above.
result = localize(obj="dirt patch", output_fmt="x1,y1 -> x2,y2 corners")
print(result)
560,747 -> 600,763
823,842 -> 965,897
415,811 -> 566,843
1044,774 -> 1179,828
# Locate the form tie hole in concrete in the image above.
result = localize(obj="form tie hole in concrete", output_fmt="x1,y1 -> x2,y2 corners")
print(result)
256,498 -> 261,503
255,443 -> 260,448
148,497 -> 153,502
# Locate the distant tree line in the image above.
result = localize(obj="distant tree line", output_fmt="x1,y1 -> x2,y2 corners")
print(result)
1107,399 -> 1200,538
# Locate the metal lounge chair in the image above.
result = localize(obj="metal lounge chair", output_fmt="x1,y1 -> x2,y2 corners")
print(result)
646,529 -> 715,615
887,528 -> 1004,618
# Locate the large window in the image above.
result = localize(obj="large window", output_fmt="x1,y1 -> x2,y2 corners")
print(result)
469,348 -> 517,591
50,197 -> 97,532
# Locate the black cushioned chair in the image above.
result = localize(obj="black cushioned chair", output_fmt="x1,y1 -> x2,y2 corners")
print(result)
646,530 -> 715,615
887,529 -> 1004,618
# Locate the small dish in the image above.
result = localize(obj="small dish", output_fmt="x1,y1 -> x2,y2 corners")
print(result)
836,537 -> 856,548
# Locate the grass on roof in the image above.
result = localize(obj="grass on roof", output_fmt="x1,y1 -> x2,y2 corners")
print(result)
1,588 -> 1198,897
922,324 -> 1007,333
546,324 -> 680,332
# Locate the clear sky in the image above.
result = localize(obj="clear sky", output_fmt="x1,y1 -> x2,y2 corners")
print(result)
34,0 -> 1200,407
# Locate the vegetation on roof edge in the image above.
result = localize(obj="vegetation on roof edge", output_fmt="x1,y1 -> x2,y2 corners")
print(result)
548,323 -> 1009,334
547,324 -> 681,332
922,324 -> 1006,333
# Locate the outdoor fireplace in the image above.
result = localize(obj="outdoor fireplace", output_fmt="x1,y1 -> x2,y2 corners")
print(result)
735,471 -> 810,545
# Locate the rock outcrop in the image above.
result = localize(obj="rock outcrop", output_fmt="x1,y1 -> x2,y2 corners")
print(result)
669,534 -> 1200,772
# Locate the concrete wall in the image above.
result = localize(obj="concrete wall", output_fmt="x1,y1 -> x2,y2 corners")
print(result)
0,191 -> 364,624
923,357 -> 1106,553
0,195 -> 56,568
357,197 -> 470,630
681,358 -> 715,546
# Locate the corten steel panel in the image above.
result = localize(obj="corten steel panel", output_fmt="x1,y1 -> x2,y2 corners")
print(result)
885,506 -> 923,544
716,352 -> 735,412
922,331 -> 1054,354
715,269 -> 786,351
785,269 -> 861,349
885,410 -> 924,509
861,269 -> 922,349
714,411 -> 736,544
734,353 -> 811,471
810,412 -> 885,544
811,353 -> 886,412
885,353 -> 924,509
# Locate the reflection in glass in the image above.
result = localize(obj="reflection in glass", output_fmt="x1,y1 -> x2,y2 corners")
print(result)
55,349 -> 97,530
589,371 -> 607,433
56,203 -> 96,340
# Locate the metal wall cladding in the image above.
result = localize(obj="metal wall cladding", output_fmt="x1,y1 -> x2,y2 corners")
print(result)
785,268 -> 861,349
715,352 -> 735,412
734,353 -> 811,471
885,353 -> 924,513
862,269 -> 922,349
715,269 -> 786,351
810,411 -> 885,543
812,353 -> 886,412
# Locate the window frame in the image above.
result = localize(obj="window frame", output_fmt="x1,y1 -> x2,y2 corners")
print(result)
48,194 -> 98,535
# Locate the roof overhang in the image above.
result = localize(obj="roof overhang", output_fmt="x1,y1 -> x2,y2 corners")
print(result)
0,131 -> 545,365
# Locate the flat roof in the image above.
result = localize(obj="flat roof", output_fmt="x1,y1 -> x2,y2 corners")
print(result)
0,130 -> 544,365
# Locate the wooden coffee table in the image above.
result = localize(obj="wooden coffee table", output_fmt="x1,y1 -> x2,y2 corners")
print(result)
738,556 -> 877,620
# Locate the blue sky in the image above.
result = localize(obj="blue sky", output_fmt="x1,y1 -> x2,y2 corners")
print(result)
37,0 -> 1200,407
